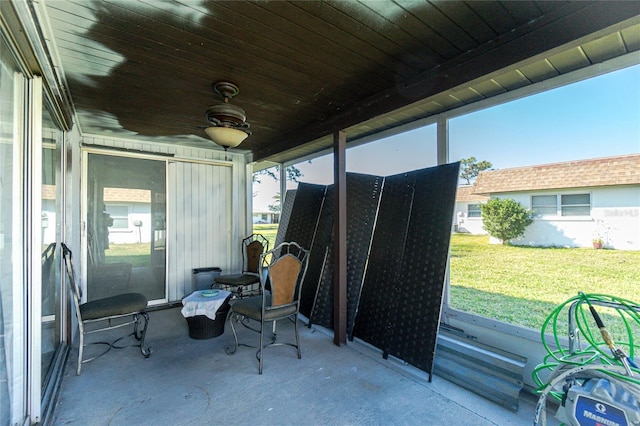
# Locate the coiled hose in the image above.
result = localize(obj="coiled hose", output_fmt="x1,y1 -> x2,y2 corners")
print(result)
532,292 -> 640,425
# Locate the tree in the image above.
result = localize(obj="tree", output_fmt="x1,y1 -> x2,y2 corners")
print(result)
460,156 -> 492,184
268,193 -> 281,213
253,164 -> 303,184
480,198 -> 533,244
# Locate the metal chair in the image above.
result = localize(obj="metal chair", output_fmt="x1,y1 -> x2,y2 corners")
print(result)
226,242 -> 309,374
61,243 -> 151,375
213,233 -> 269,298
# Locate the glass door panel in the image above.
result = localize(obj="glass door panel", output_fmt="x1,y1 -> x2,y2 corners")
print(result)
1,41 -> 25,424
40,105 -> 62,387
86,154 -> 166,302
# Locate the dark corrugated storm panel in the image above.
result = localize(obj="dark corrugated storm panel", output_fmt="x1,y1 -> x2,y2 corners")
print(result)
280,183 -> 326,253
300,185 -> 333,319
308,173 -> 383,334
386,163 -> 460,380
353,172 -> 416,356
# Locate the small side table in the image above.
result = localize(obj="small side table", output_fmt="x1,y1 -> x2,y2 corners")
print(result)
181,290 -> 231,339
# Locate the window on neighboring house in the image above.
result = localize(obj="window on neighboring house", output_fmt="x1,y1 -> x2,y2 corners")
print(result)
561,194 -> 591,216
467,204 -> 482,217
531,195 -> 557,216
106,205 -> 129,229
531,194 -> 591,216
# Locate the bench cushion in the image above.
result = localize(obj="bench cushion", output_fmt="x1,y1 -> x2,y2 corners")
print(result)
80,292 -> 147,320
214,273 -> 259,286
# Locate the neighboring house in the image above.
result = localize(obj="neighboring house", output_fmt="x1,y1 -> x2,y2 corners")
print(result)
464,154 -> 640,250
252,210 -> 280,224
42,186 -> 153,246
453,186 -> 489,234
103,188 -> 152,244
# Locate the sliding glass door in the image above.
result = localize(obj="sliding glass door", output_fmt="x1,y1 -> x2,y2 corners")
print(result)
86,153 -> 166,302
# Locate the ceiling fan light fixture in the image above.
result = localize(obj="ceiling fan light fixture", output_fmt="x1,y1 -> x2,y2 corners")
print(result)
204,126 -> 248,148
204,81 -> 251,150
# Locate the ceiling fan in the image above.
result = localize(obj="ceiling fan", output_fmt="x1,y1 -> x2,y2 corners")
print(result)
202,81 -> 251,150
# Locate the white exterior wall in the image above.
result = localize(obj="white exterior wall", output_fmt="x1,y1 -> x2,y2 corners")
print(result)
106,202 -> 151,244
453,201 -> 487,235
591,186 -> 640,250
463,216 -> 486,235
496,186 -> 640,250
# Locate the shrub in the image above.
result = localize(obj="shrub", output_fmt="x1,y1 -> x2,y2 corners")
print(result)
480,198 -> 533,244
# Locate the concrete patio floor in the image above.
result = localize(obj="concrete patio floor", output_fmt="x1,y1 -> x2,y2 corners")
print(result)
50,306 -> 553,425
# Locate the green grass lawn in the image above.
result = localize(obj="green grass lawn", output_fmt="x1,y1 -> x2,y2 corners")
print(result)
104,243 -> 150,267
253,223 -> 279,249
449,234 -> 639,332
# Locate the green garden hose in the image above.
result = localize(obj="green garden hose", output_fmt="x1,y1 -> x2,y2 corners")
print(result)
532,292 -> 640,425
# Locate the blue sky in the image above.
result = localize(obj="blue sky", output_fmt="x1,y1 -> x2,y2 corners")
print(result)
254,64 -> 640,211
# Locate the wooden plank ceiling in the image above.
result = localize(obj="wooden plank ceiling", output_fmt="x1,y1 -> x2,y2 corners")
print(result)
40,1 -> 640,165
